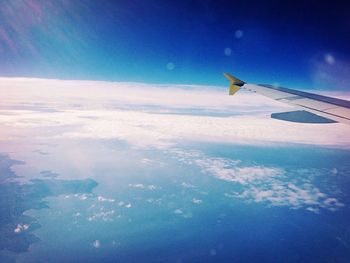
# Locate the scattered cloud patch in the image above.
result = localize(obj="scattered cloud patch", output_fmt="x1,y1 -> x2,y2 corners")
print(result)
141,158 -> 154,165
14,223 -> 29,233
97,195 -> 115,202
198,160 -> 282,185
128,184 -> 144,189
128,184 -> 158,190
173,208 -> 192,218
174,209 -> 183,215
88,210 -> 115,222
146,198 -> 162,205
76,193 -> 89,200
64,193 -> 92,200
72,212 -> 81,217
192,198 -> 202,205
171,149 -> 344,213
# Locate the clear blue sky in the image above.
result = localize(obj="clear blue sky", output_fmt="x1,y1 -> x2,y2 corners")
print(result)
0,0 -> 349,89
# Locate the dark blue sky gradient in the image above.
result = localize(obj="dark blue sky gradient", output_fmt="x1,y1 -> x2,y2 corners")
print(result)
0,0 -> 350,89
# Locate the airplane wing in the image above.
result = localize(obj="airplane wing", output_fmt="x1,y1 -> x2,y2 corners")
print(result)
224,73 -> 350,125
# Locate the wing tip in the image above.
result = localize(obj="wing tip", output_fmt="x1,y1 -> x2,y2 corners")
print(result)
223,72 -> 245,86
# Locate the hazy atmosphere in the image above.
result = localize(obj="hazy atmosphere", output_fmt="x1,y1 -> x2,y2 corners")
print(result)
1,1 -> 350,263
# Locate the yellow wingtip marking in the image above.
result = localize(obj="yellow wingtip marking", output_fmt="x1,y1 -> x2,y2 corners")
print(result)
223,72 -> 245,86
224,72 -> 245,96
229,85 -> 241,96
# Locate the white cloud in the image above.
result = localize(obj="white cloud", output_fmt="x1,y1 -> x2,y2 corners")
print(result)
146,198 -> 162,205
78,194 -> 89,200
174,209 -> 183,215
14,223 -> 29,233
1,78 -> 349,148
97,195 -> 115,202
88,210 -> 115,222
198,161 -> 283,185
141,158 -> 154,164
14,226 -> 21,233
171,148 -> 344,213
148,185 -> 157,190
128,184 -> 158,190
173,208 -> 192,218
73,212 -> 81,217
128,183 -> 145,189
192,198 -> 202,204
0,78 -> 347,213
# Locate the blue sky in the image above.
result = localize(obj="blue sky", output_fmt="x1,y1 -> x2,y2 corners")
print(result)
0,0 -> 350,89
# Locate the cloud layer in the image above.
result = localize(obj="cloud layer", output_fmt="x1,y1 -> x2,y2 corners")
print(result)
0,78 -> 350,148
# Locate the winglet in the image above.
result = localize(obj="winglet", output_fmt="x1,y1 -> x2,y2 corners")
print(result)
224,73 -> 245,95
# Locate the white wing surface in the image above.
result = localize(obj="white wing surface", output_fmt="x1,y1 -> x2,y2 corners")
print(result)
224,73 -> 350,125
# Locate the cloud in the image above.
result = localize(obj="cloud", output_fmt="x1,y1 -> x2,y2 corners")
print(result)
128,184 -> 158,190
1,78 -> 349,148
174,209 -> 183,215
171,149 -> 344,213
72,212 -> 81,217
197,161 -> 283,185
97,195 -> 115,202
0,78 -> 347,213
73,193 -> 90,200
128,183 -> 145,189
173,208 -> 192,218
233,183 -> 344,212
146,198 -> 162,205
141,158 -> 154,164
88,210 -> 115,222
14,223 -> 29,233
192,198 -> 202,204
